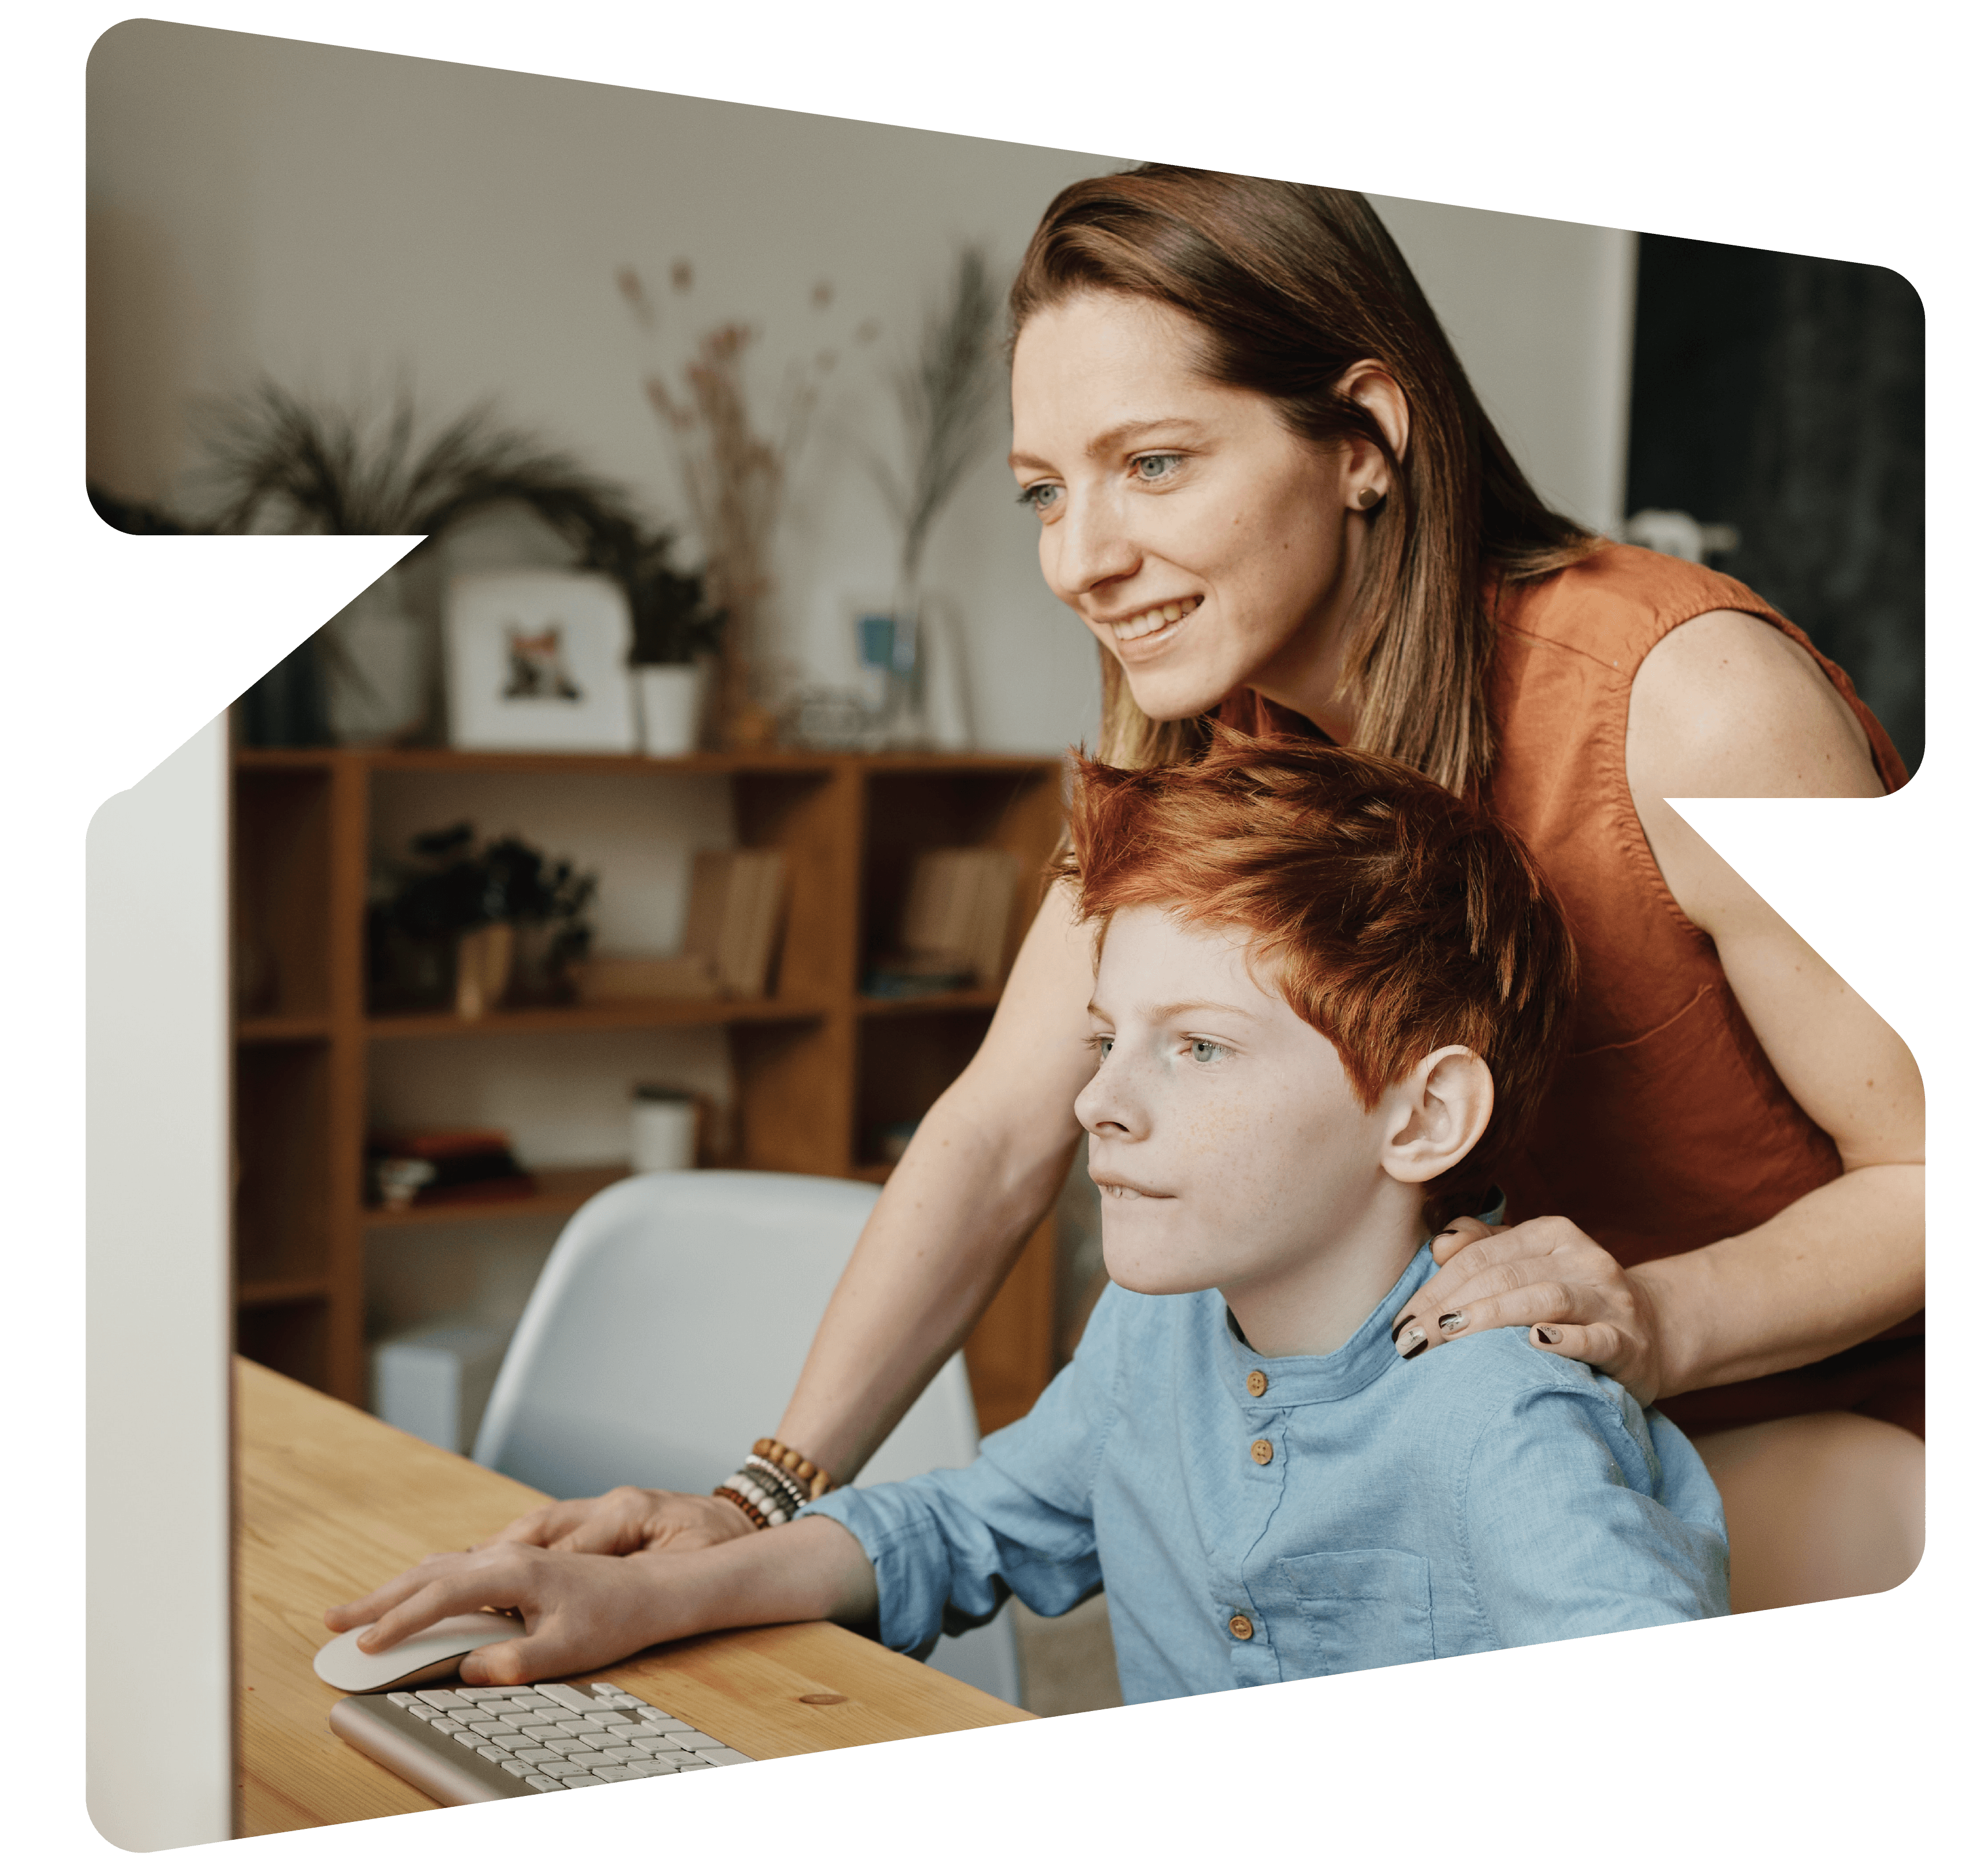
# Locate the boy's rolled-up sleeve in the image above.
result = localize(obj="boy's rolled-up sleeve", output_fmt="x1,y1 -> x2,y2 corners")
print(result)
799,1288 -> 1125,1661
1460,1366 -> 1730,1646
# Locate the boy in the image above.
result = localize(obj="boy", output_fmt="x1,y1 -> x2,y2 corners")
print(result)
332,736 -> 1728,1698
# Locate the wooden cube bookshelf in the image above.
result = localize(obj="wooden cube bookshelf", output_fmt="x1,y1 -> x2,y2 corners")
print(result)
229,742 -> 1068,1436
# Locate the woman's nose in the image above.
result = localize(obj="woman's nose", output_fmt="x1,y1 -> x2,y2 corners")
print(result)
1047,490 -> 1140,600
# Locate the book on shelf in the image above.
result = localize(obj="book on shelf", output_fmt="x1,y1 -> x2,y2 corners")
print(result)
683,849 -> 787,998
366,1126 -> 536,1210
898,847 -> 1019,990
571,952 -> 720,1002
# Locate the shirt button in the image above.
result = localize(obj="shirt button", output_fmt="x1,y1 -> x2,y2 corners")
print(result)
1228,1613 -> 1254,1641
1250,1438 -> 1274,1466
1246,1370 -> 1268,1397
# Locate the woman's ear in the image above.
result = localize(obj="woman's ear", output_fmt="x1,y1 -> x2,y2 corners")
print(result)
1334,360 -> 1410,503
1378,1045 -> 1493,1187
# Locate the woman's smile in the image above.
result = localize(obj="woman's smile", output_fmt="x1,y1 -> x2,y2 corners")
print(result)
1101,594 -> 1203,650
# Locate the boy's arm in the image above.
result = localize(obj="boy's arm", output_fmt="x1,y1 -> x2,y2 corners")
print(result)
798,1288 -> 1126,1659
1460,1365 -> 1730,1646
323,1516 -> 877,1687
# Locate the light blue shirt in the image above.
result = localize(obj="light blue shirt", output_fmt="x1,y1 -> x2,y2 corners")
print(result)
803,1242 -> 1729,1702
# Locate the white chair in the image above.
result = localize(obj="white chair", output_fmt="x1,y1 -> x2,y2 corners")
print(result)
472,1169 -> 1022,1704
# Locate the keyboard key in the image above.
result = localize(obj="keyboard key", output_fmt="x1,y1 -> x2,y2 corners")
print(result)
540,1738 -> 589,1757
535,1684 -> 595,1713
676,1760 -> 714,1772
459,1687 -> 515,1703
675,1731 -> 723,1750
632,1759 -> 679,1776
602,1746 -> 649,1762
429,1720 -> 466,1737
452,1731 -> 483,1749
559,1773 -> 606,1788
598,1765 -> 648,1783
525,1775 -> 563,1793
510,1694 -> 560,1712
513,1749 -> 560,1765
500,1760 -> 535,1778
476,1746 -> 508,1762
518,1724 -> 567,1742
417,1690 -> 473,1710
696,1749 -> 753,1766
567,1751 -> 620,1769
466,1722 -> 511,1738
386,1693 -> 417,1708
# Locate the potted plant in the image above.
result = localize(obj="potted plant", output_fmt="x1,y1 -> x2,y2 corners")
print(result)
190,382 -> 718,748
367,823 -> 597,1019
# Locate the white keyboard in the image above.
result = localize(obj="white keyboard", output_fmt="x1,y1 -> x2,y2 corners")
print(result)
329,1678 -> 755,1804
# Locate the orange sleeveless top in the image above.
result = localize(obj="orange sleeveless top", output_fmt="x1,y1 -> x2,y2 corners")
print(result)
1226,543 -> 1920,1436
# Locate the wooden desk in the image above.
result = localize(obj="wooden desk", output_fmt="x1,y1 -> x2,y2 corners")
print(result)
235,1356 -> 1032,1836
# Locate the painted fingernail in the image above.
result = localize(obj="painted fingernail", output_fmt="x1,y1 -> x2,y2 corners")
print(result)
1534,1324 -> 1563,1346
1397,1325 -> 1428,1358
1438,1310 -> 1468,1335
1391,1315 -> 1419,1344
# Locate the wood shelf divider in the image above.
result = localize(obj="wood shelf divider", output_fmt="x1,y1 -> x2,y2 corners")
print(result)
229,738 -> 1068,1434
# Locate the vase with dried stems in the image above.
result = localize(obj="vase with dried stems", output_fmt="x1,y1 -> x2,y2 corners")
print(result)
861,246 -> 1003,748
619,263 -> 863,749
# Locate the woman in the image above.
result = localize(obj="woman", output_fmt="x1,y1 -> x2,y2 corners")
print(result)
498,169 -> 1924,1612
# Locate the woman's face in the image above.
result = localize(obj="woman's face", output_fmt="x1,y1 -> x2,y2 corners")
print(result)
1010,291 -> 1374,726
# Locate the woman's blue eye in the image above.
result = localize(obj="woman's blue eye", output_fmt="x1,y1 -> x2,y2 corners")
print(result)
1133,453 -> 1183,482
1190,1039 -> 1226,1063
1018,483 -> 1060,514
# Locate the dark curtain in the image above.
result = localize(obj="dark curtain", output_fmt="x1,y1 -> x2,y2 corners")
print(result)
1625,236 -> 1924,774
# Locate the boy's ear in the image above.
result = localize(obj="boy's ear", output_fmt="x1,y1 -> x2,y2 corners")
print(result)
1378,1046 -> 1494,1187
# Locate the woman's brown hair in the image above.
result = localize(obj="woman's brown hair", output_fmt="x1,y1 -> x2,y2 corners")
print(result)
1010,167 -> 1599,796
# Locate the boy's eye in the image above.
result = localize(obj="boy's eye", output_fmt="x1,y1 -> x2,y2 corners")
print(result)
1189,1039 -> 1227,1063
1093,1034 -> 1114,1059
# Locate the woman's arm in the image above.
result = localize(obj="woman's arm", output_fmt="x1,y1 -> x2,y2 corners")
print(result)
1394,611 -> 1924,1402
775,879 -> 1097,1478
483,879 -> 1099,1555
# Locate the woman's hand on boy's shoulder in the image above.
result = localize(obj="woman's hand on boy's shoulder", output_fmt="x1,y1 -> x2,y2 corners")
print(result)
480,1485 -> 758,1557
1391,1214 -> 1669,1406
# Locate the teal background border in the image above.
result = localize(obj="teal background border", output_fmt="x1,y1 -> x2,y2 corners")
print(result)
12,0 -> 1972,1861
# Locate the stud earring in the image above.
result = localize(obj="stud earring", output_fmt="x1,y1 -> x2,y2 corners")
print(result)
1353,487 -> 1382,510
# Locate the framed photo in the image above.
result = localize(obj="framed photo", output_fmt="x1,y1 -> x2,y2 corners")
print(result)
444,569 -> 638,752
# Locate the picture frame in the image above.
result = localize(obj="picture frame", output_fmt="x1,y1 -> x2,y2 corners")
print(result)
443,569 -> 638,752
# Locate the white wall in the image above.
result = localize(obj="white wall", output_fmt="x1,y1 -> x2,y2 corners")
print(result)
88,21 -> 1636,761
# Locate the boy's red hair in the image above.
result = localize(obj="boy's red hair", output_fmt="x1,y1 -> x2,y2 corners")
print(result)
1059,731 -> 1577,1213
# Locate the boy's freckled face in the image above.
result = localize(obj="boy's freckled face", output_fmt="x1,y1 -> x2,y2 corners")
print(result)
1077,905 -> 1390,1302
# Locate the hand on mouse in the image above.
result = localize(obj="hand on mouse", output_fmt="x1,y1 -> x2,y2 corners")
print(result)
323,1541 -> 695,1686
476,1485 -> 756,1557
323,1518 -> 878,1686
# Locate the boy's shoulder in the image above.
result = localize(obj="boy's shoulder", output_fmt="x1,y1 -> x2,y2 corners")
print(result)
1387,1326 -> 1664,1485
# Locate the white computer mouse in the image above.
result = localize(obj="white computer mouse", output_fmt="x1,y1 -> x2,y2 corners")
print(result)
312,1611 -> 527,1693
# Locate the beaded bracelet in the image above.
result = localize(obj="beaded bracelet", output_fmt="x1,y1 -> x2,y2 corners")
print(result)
742,1453 -> 810,1516
753,1436 -> 836,1501
712,1484 -> 769,1530
717,1470 -> 794,1526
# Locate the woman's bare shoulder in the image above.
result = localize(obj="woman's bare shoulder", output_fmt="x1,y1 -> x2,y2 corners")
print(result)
1626,607 -> 1883,803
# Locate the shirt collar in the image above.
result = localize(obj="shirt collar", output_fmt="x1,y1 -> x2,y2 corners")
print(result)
1220,1243 -> 1438,1407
